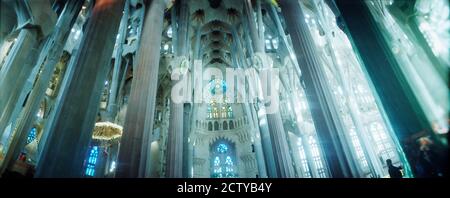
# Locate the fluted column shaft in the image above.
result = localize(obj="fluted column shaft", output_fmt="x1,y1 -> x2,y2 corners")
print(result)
35,0 -> 125,177
334,0 -> 433,177
166,0 -> 189,178
245,0 -> 295,178
0,29 -> 39,139
185,25 -> 203,178
116,0 -> 166,178
230,27 -> 268,178
279,0 -> 354,177
166,102 -> 184,178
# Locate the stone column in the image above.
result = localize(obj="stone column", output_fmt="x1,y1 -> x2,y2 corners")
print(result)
166,102 -> 184,178
267,4 -> 302,80
35,47 -> 81,166
236,25 -> 279,178
387,1 -> 446,79
0,0 -> 84,175
115,0 -> 166,178
166,0 -> 189,178
0,30 -> 38,138
185,26 -> 202,178
279,0 -> 356,178
244,0 -> 295,178
182,103 -> 192,177
312,0 -> 384,177
232,24 -> 276,178
245,103 -> 268,178
35,50 -> 75,166
230,27 -> 268,178
244,0 -> 264,52
334,0 -> 432,177
35,0 -> 125,177
280,71 -> 321,178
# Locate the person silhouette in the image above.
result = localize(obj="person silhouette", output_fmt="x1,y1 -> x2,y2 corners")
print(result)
386,159 -> 403,178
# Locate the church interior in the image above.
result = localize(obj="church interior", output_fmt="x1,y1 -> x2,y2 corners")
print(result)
0,0 -> 448,178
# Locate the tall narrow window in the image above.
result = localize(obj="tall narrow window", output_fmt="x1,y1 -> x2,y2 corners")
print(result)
211,140 -> 237,178
26,127 -> 37,144
369,122 -> 397,165
309,136 -> 327,178
297,137 -> 312,178
349,128 -> 370,172
227,106 -> 233,118
85,146 -> 99,177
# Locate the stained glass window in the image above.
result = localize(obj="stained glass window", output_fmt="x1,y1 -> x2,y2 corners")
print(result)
349,128 -> 370,171
211,141 -> 237,178
309,136 -> 327,178
369,122 -> 397,165
217,144 -> 228,153
297,137 -> 312,178
207,79 -> 233,120
227,106 -> 233,118
85,146 -> 98,177
26,127 -> 37,144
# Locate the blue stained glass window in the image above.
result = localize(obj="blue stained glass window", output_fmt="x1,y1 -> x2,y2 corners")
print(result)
225,156 -> 233,166
213,156 -> 222,177
211,141 -> 237,178
214,156 -> 220,166
217,144 -> 228,153
227,106 -> 233,118
26,128 -> 37,144
85,146 -> 99,177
